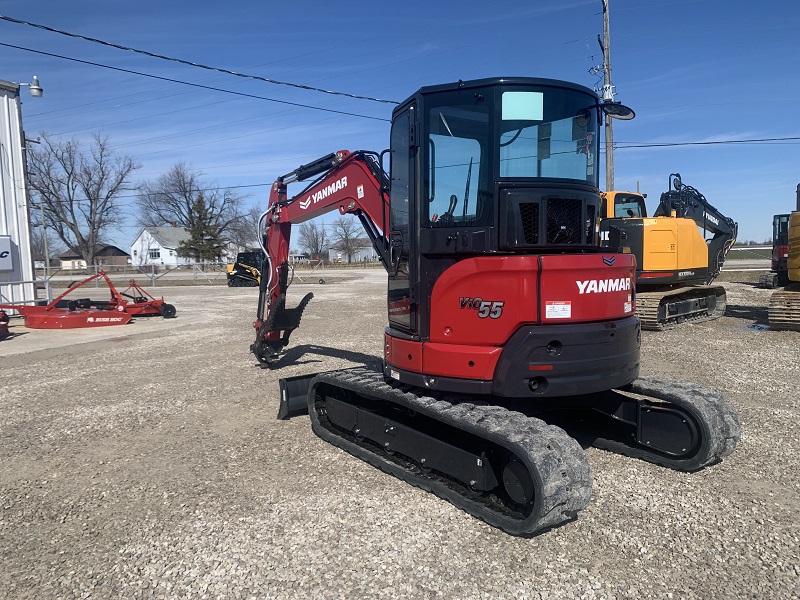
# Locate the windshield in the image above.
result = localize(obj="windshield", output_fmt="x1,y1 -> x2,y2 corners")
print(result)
614,194 -> 647,218
499,90 -> 598,184
422,83 -> 599,229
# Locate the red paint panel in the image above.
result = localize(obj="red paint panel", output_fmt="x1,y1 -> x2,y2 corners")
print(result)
22,309 -> 132,329
384,332 -> 423,374
429,256 -> 539,345
539,254 -> 636,323
422,343 -> 502,380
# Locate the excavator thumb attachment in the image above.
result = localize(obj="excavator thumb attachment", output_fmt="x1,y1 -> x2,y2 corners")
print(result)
251,292 -> 314,366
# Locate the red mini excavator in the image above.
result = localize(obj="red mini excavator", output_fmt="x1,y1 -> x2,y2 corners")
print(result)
251,77 -> 740,535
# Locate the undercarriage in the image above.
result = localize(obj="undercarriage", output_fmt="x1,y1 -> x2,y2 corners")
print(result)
278,366 -> 740,535
635,285 -> 726,330
768,284 -> 800,331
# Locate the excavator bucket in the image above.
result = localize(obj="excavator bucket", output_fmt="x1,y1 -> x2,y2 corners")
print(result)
251,292 -> 314,366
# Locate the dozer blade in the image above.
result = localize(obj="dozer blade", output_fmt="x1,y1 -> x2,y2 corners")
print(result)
277,373 -> 316,420
636,285 -> 726,330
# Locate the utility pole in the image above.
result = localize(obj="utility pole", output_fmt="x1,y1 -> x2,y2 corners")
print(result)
601,0 -> 614,190
39,201 -> 50,280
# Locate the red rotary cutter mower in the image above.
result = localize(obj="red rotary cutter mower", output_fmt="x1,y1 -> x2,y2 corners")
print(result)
0,271 -> 176,330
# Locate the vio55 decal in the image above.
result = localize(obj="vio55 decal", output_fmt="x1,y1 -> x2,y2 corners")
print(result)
459,297 -> 504,319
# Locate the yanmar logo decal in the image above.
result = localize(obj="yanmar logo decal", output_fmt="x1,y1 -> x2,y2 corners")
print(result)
602,256 -> 616,266
299,176 -> 348,210
576,278 -> 631,294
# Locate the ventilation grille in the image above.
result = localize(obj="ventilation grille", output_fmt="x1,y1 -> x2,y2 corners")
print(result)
519,203 -> 540,244
545,198 -> 583,244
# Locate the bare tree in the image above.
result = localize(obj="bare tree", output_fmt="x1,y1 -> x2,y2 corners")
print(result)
28,224 -> 64,265
26,133 -> 140,266
297,221 -> 328,260
136,163 -> 246,241
226,204 -> 264,251
329,217 -> 366,263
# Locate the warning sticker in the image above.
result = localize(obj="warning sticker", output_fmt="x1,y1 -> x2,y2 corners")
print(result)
545,301 -> 572,319
357,184 -> 365,199
624,301 -> 633,313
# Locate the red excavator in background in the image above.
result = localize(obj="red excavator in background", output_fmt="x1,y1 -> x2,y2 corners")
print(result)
760,213 -> 791,289
250,77 -> 739,535
768,184 -> 800,330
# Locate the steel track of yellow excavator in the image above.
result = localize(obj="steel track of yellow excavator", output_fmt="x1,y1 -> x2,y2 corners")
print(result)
768,284 -> 800,331
635,285 -> 727,331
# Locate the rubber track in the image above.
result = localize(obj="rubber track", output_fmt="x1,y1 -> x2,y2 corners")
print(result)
308,367 -> 592,536
227,277 -> 259,287
768,288 -> 800,331
636,285 -> 726,330
592,375 -> 741,471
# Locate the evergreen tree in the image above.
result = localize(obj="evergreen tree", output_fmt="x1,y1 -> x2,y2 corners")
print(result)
178,194 -> 223,262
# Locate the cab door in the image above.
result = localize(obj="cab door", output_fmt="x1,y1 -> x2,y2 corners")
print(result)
387,105 -> 417,335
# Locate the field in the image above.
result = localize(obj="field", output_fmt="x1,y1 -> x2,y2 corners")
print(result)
1,268 -> 797,599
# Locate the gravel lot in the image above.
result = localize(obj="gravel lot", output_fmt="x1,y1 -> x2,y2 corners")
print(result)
1,268 -> 798,599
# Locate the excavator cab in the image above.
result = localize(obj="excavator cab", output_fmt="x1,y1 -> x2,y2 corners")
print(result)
381,78 -> 641,397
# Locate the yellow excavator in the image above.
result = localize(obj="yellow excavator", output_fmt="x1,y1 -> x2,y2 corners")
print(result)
768,185 -> 800,330
599,174 -> 738,330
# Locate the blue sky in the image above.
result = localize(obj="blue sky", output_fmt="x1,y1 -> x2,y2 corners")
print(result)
1,0 -> 799,247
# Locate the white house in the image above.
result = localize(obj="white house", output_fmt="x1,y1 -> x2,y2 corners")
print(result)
327,240 -> 379,264
130,226 -> 194,268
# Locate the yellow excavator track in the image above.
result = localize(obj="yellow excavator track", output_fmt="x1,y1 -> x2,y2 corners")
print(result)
768,284 -> 800,331
635,285 -> 727,331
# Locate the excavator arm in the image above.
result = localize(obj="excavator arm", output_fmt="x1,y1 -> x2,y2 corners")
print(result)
251,150 -> 391,365
654,173 -> 738,281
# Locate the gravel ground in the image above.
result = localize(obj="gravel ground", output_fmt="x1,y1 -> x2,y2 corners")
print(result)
1,268 -> 798,600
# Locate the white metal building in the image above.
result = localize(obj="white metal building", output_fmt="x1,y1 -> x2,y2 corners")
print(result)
0,80 -> 35,306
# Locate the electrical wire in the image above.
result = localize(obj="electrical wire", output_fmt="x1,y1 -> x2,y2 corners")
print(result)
0,42 -> 391,123
0,14 -> 399,105
615,137 -> 800,149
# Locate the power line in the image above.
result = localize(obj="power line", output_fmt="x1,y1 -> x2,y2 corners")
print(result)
615,136 -> 800,149
0,14 -> 399,105
0,42 -> 391,123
